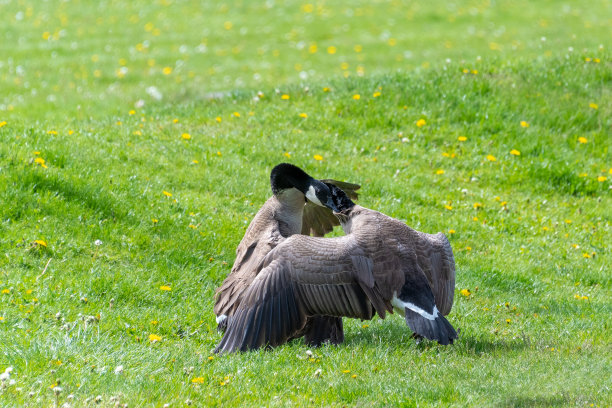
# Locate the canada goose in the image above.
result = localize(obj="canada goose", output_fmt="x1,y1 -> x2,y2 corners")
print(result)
214,163 -> 360,346
215,183 -> 457,353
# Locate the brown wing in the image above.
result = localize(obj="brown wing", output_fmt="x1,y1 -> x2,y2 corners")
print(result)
215,235 -> 398,353
301,179 -> 360,237
214,199 -> 281,317
413,232 -> 456,316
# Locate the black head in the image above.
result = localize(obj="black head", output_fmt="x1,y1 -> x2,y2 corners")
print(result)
324,183 -> 356,214
270,163 -> 339,211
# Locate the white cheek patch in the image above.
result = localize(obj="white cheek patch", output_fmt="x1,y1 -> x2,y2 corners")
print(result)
391,294 -> 439,320
216,314 -> 227,324
305,185 -> 323,206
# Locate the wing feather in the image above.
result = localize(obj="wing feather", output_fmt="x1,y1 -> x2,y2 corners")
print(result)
216,235 -> 394,352
414,232 -> 456,315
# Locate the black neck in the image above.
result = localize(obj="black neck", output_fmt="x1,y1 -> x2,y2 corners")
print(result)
270,163 -> 313,195
326,183 -> 356,213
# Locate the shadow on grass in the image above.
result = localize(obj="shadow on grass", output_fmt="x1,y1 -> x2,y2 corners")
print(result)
340,320 -> 528,354
500,394 -> 570,407
15,167 -> 126,221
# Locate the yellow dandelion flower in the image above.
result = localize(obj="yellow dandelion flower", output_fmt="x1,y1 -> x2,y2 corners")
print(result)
313,154 -> 323,161
309,44 -> 317,53
342,370 -> 350,373
173,118 -> 179,123
416,119 -> 426,128
373,91 -> 381,98
283,152 -> 291,158
520,121 -> 529,128
34,157 -> 47,168
0,316 -> 4,320
223,21 -> 233,30
444,205 -> 453,211
500,201 -> 508,206
448,229 -> 456,234
299,113 -> 308,118
353,94 -> 360,100
208,356 -> 214,361
327,46 -> 337,54
152,218 -> 158,223
465,246 -> 472,251
0,121 -> 7,128
160,285 -> 171,291
181,133 -> 191,140
460,289 -> 471,297
215,116 -> 222,123
233,112 -> 240,117
281,94 -> 290,100
593,58 -> 600,63
462,68 -> 469,74
597,176 -> 606,182
589,103 -> 598,110
436,169 -> 445,175
149,334 -> 162,342
471,69 -> 478,75
473,202 -> 483,209
578,137 -> 587,144
510,149 -> 521,156
473,217 -> 479,221
188,224 -> 197,229
486,155 -> 497,162
162,67 -> 172,75
217,151 -> 222,157
584,57 -> 591,62
351,374 -> 358,379
34,239 -> 47,247
1,289 -> 10,294
151,320 -> 158,325
162,191 -> 172,197
458,136 -> 467,142
505,319 -> 511,324
323,87 -> 330,92
192,159 -> 199,164
47,130 -> 58,135
582,253 -> 590,258
128,110 -> 135,115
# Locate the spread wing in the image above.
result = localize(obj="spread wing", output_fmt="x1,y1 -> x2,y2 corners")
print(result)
301,179 -> 360,237
412,232 -> 456,316
215,235 -> 400,353
213,200 -> 280,318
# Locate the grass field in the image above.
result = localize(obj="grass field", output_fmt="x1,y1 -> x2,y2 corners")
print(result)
1,0 -> 611,406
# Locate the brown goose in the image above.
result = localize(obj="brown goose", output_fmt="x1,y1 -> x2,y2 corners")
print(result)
214,163 -> 360,346
215,183 -> 457,353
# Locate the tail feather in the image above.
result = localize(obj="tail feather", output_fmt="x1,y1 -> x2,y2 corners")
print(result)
404,308 -> 457,345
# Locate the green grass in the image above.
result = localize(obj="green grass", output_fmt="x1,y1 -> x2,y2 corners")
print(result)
1,0 -> 611,406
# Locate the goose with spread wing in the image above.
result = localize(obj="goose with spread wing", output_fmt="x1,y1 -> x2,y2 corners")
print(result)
216,183 -> 457,353
214,163 -> 360,346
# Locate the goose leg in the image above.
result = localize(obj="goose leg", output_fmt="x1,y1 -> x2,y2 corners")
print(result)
302,316 -> 344,347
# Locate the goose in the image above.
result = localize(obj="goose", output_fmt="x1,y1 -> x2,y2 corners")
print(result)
215,183 -> 457,353
214,163 -> 360,346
